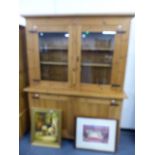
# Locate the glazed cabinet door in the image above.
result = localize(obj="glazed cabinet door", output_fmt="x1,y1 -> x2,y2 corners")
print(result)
76,24 -> 129,89
26,23 -> 73,86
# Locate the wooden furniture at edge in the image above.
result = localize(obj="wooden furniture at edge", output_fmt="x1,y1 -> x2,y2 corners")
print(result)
23,14 -> 134,143
19,25 -> 29,138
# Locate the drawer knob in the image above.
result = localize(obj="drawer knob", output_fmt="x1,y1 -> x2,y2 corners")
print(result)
32,93 -> 40,99
111,99 -> 118,106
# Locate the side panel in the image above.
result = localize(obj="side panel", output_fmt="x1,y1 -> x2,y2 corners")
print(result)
19,26 -> 29,138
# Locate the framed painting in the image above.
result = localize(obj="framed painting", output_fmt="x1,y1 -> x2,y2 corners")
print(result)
31,108 -> 61,148
76,117 -> 117,152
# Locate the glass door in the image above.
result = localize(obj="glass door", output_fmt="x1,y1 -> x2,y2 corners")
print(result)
80,31 -> 115,85
39,32 -> 69,81
76,25 -> 125,89
28,24 -> 75,86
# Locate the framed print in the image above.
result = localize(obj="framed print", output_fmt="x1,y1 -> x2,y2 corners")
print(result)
31,108 -> 61,148
76,117 -> 117,152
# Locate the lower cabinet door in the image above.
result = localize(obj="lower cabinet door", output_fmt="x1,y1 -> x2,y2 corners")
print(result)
69,97 -> 111,139
29,93 -> 74,139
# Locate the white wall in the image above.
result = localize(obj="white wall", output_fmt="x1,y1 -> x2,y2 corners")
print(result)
19,0 -> 135,25
121,18 -> 135,129
19,0 -> 135,129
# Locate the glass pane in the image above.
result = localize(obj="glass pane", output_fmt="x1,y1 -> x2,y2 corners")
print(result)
39,32 -> 69,81
81,32 -> 115,84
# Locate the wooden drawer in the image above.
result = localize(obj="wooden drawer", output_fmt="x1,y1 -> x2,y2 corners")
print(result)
72,97 -> 122,120
29,93 -> 70,108
72,97 -> 110,118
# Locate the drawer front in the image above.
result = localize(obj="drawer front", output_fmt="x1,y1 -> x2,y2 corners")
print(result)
72,97 -> 122,119
72,97 -> 111,118
29,93 -> 70,108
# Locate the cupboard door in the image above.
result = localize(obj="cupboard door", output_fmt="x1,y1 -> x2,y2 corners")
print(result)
76,25 -> 129,89
26,25 -> 73,85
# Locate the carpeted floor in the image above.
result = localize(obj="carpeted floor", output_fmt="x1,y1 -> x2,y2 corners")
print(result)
19,130 -> 135,155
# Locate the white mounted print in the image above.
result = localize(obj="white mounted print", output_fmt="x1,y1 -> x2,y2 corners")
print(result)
76,117 -> 117,152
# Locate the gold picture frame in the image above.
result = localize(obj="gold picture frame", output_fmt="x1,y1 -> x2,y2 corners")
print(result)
31,108 -> 61,148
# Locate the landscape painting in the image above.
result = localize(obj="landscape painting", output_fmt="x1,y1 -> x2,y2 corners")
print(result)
83,125 -> 109,143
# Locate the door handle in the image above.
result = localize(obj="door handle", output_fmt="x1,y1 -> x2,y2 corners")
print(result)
116,25 -> 126,34
76,56 -> 80,62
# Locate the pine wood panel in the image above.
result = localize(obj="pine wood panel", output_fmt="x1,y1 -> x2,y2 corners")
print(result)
25,31 -> 39,84
68,26 -> 74,87
25,16 -> 132,29
19,109 -> 30,138
76,26 -> 82,88
19,90 -> 28,113
19,26 -> 29,138
19,26 -> 27,113
111,28 -> 130,88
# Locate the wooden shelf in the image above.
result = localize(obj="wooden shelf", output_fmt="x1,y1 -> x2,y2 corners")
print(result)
40,61 -> 68,66
40,47 -> 113,52
81,62 -> 111,67
82,48 -> 113,52
40,48 -> 67,51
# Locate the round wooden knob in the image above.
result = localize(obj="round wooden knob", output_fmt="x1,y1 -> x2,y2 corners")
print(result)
32,93 -> 40,99
111,99 -> 118,106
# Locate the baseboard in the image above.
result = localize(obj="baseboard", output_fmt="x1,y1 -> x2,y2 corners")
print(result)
121,128 -> 135,132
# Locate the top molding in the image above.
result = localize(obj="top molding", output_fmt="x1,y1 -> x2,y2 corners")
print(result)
22,13 -> 135,18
